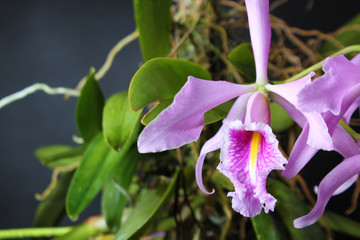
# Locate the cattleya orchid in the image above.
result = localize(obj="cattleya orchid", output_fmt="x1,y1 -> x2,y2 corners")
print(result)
286,54 -> 360,228
138,0 -> 332,217
282,54 -> 360,180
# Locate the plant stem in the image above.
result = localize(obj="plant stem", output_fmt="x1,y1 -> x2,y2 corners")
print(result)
0,83 -> 79,110
339,119 -> 360,141
281,44 -> 360,83
95,29 -> 139,80
0,227 -> 72,239
74,29 -> 139,92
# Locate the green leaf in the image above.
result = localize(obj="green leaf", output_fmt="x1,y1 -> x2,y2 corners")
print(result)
270,102 -> 294,132
268,179 -> 326,240
66,133 -> 131,219
35,145 -> 73,160
103,91 -> 141,151
322,210 -> 360,238
35,145 -> 84,169
319,14 -> 360,54
129,57 -> 212,111
204,99 -> 235,125
114,171 -> 179,240
52,223 -> 100,240
102,147 -> 140,232
134,0 -> 172,61
251,211 -> 282,240
76,68 -> 105,143
228,43 -> 256,80
33,172 -> 74,227
141,99 -> 172,125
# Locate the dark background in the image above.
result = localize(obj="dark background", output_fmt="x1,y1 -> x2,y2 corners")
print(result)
0,0 -> 359,231
0,0 -> 142,228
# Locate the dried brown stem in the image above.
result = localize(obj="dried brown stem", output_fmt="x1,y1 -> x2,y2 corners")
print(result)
215,184 -> 232,240
295,174 -> 315,205
35,161 -> 80,201
168,26 -> 197,58
295,175 -> 332,239
240,217 -> 248,240
219,0 -> 246,12
334,25 -> 360,36
271,15 -> 321,63
269,0 -> 288,12
345,178 -> 360,215
287,27 -> 344,50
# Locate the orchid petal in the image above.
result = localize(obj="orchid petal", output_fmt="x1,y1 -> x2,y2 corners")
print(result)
333,125 -> 359,158
196,128 -> 224,195
314,174 -> 359,196
225,92 -> 253,123
266,73 -> 333,150
266,73 -> 314,127
351,53 -> 360,66
294,155 -> 360,228
343,54 -> 360,123
138,77 -> 256,153
282,124 -> 318,178
320,125 -> 360,196
297,55 -> 360,115
196,93 -> 253,194
343,96 -> 360,124
245,0 -> 270,84
323,82 -> 360,133
282,114 -> 355,180
339,82 -> 360,123
218,120 -> 287,217
245,91 -> 271,125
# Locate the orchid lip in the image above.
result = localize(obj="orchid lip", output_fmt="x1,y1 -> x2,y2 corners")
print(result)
217,120 -> 287,217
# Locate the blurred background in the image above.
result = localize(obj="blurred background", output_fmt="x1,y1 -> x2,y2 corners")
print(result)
0,0 -> 142,228
0,0 -> 358,230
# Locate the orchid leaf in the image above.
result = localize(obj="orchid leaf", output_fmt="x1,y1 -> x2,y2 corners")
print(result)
129,57 -> 212,111
35,145 -> 73,160
76,68 -> 105,143
251,212 -> 282,240
103,91 -> 141,151
33,172 -> 74,227
270,102 -> 294,132
141,99 -> 172,125
52,223 -> 100,240
35,145 -> 84,169
114,171 -> 178,240
204,99 -> 235,125
322,210 -> 360,238
228,42 -> 256,80
101,147 -> 140,232
268,179 -> 325,240
319,14 -> 360,54
66,133 -> 132,219
134,0 -> 172,61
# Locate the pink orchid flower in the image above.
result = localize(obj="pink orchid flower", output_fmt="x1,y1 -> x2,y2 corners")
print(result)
138,0 -> 332,217
288,54 -> 360,228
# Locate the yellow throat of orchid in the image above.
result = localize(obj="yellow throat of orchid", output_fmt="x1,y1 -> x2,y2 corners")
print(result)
249,131 -> 262,184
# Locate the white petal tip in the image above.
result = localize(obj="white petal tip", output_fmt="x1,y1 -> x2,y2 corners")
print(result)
293,218 -> 308,229
202,188 -> 215,195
